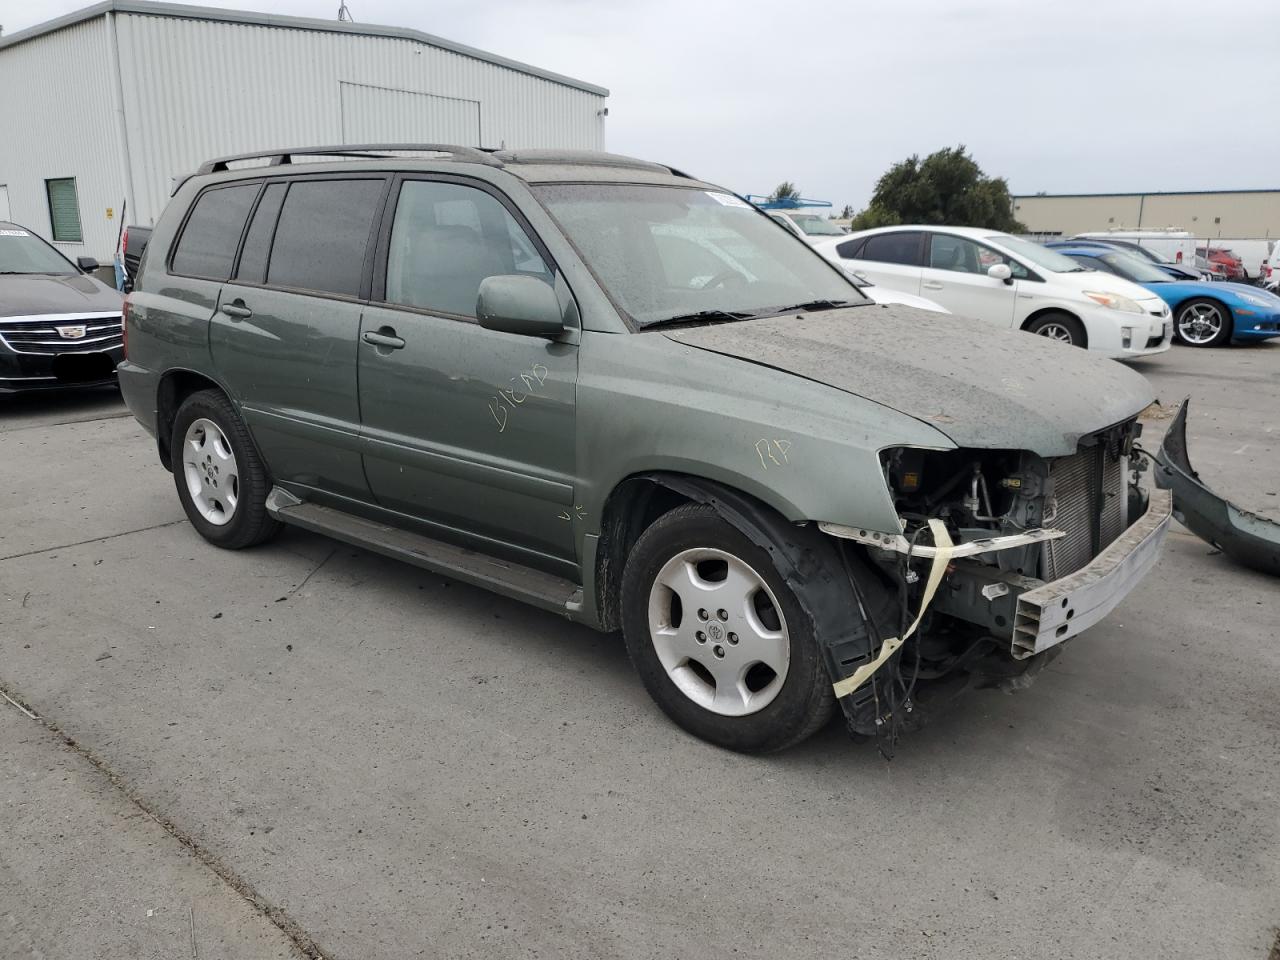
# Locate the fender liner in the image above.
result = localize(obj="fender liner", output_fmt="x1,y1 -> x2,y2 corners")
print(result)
639,472 -> 893,734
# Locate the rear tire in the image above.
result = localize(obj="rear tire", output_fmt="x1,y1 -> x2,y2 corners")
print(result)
171,389 -> 281,549
1173,298 -> 1232,347
1025,311 -> 1087,348
620,503 -> 834,753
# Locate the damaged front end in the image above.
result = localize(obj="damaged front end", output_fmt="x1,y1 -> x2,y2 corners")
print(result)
1154,397 -> 1280,577
822,418 -> 1172,740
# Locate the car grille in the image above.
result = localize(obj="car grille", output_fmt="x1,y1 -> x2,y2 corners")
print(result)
1043,441 -> 1126,579
0,315 -> 123,356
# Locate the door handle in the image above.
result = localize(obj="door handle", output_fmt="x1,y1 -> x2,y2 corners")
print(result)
362,328 -> 405,350
220,300 -> 252,320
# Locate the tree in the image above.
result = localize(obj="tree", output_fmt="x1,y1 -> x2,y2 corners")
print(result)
839,204 -> 855,219
850,146 -> 1024,232
770,181 -> 800,202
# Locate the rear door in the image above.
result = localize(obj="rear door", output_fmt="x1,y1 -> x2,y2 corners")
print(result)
840,231 -> 925,296
357,176 -> 579,572
919,233 -> 1018,326
208,175 -> 389,501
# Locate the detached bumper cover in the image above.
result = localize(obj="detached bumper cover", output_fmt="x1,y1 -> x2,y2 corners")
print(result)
1011,487 -> 1172,659
1154,397 -> 1280,576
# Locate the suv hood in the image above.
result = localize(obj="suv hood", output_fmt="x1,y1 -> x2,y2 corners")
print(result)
664,304 -> 1153,456
0,273 -> 123,318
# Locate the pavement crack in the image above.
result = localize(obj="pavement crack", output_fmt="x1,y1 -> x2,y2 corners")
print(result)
287,547 -> 338,599
0,519 -> 186,563
0,676 -> 332,960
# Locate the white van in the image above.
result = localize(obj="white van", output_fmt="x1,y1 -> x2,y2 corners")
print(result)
1075,230 -> 1197,268
815,225 -> 1172,358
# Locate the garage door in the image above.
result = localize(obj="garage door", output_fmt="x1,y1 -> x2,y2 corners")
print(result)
339,82 -> 481,146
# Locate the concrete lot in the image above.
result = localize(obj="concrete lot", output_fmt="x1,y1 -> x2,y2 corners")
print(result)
1,345 -> 1277,959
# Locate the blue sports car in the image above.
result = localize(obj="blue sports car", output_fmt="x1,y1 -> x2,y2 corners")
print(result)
1052,245 -> 1280,347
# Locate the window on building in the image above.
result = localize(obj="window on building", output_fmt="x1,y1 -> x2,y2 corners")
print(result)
384,180 -> 551,317
170,184 -> 260,280
45,178 -> 83,243
267,179 -> 384,298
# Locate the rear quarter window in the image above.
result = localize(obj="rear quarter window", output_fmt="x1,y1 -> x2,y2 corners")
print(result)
170,184 -> 260,280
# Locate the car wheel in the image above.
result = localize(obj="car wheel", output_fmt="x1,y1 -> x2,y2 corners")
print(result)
1025,312 -> 1087,348
620,503 -> 834,753
171,389 -> 281,549
1174,298 -> 1232,347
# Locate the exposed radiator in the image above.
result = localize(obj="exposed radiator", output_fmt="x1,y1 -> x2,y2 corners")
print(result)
1043,441 -> 1126,579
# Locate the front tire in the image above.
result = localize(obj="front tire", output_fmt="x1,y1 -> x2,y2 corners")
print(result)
1025,311 -> 1087,348
620,503 -> 834,753
1173,298 -> 1232,347
171,389 -> 281,549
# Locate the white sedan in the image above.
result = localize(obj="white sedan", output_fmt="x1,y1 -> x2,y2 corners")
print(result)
814,226 -> 1172,358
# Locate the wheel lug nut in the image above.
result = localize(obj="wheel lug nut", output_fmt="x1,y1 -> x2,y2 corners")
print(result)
697,608 -> 708,621
696,631 -> 706,643
717,609 -> 728,621
713,645 -> 725,658
727,632 -> 738,645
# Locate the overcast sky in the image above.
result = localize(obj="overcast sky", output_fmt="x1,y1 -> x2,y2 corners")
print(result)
7,0 -> 1278,210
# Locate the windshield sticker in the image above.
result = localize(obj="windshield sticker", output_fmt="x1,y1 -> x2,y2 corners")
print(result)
705,192 -> 752,209
0,229 -> 30,237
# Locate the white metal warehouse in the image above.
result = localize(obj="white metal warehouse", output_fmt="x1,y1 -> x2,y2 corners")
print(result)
0,1 -> 609,261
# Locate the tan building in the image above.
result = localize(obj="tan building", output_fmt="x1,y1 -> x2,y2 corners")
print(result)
1011,190 -> 1280,239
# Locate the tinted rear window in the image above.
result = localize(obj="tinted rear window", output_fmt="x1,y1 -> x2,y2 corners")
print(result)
235,181 -> 287,285
863,232 -> 924,266
266,179 -> 383,298
171,184 -> 260,280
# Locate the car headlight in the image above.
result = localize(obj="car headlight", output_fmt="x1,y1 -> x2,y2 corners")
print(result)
1236,291 -> 1275,308
1084,291 -> 1145,313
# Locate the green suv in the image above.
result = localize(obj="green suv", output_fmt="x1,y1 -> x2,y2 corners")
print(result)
119,145 -> 1172,752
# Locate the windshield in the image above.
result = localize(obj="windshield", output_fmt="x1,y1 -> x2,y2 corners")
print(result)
535,184 -> 866,326
0,227 -> 78,275
1095,251 -> 1172,283
989,235 -> 1087,273
790,214 -> 846,237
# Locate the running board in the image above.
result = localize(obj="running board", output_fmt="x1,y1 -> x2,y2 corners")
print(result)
265,487 -> 581,616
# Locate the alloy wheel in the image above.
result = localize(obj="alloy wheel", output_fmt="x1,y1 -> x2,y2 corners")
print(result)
646,548 -> 790,716
1177,302 -> 1224,345
182,418 -> 240,525
1036,322 -> 1075,343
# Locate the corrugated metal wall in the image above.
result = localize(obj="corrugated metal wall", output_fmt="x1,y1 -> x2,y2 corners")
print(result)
0,9 -> 606,258
114,13 -> 607,228
0,17 -> 127,260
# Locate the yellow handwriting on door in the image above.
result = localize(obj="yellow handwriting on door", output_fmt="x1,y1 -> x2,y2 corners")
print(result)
489,363 -> 549,433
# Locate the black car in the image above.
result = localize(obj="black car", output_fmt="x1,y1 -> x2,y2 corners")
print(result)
0,222 -> 123,393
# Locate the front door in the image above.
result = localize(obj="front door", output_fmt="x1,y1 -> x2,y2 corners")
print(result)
357,177 -> 579,571
920,233 -> 1018,326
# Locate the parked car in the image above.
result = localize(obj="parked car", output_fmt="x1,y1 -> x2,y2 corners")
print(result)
766,210 -> 847,242
1058,237 -> 1209,281
1198,246 -> 1246,280
1054,244 -> 1280,347
1194,253 -> 1229,281
121,224 -> 152,293
815,226 -> 1172,357
1076,229 -> 1196,268
0,220 -> 123,393
119,145 -> 1171,753
1261,243 -> 1279,294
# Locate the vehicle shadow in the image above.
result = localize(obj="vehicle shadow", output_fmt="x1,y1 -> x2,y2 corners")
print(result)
0,384 -> 125,430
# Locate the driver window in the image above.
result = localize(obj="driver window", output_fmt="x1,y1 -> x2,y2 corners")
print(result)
384,180 -> 552,317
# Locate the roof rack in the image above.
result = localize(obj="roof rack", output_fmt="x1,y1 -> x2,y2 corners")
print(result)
195,143 -> 504,175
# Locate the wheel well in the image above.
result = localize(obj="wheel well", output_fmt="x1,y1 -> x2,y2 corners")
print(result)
595,476 -> 694,631
1021,307 -> 1087,347
155,370 -> 224,470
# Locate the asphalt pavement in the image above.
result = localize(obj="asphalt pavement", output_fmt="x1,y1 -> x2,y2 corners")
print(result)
1,343 -> 1277,960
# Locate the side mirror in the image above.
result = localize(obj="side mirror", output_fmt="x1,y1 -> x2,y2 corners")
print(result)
77,256 -> 100,273
477,275 -> 565,338
987,262 -> 1012,282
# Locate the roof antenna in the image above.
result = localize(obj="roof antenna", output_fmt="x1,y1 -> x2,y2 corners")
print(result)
337,1 -> 354,21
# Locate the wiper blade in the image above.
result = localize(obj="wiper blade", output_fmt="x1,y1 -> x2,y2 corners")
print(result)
770,299 -> 860,313
641,309 -> 756,329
